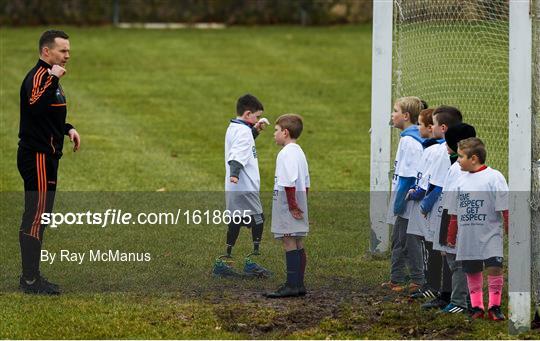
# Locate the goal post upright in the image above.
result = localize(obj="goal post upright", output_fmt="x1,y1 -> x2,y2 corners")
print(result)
508,0 -> 532,334
532,0 -> 540,326
369,0 -> 393,254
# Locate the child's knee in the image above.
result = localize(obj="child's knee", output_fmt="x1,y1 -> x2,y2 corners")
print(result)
486,266 -> 503,276
282,236 -> 297,251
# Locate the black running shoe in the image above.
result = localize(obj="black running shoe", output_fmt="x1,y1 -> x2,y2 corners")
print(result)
19,275 -> 60,295
298,284 -> 307,297
212,259 -> 243,278
243,258 -> 273,278
487,305 -> 505,321
469,307 -> 485,320
440,303 -> 468,314
421,297 -> 448,310
40,275 -> 59,289
264,283 -> 299,298
410,286 -> 439,299
21,275 -> 60,289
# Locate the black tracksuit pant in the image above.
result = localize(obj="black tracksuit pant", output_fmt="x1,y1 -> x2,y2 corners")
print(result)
17,147 -> 58,280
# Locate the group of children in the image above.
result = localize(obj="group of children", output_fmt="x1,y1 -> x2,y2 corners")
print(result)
383,96 -> 509,321
216,94 -> 310,299
214,93 -> 523,316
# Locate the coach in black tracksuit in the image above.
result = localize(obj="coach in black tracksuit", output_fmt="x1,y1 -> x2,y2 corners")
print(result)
18,30 -> 80,295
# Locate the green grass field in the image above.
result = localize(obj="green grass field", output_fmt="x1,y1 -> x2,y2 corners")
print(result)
0,26 -> 538,339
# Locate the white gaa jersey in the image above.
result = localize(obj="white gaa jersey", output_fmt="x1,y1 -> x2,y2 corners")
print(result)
407,143 -> 441,238
386,135 -> 423,224
431,162 -> 465,253
448,167 -> 508,261
427,143 -> 451,188
420,143 -> 452,243
271,143 -> 310,235
224,120 -> 263,215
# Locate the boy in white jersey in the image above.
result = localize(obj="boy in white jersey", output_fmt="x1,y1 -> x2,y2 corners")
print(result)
406,108 -> 445,297
418,106 -> 463,309
447,137 -> 509,321
214,94 -> 270,278
265,114 -> 310,298
382,97 -> 424,292
431,123 -> 476,315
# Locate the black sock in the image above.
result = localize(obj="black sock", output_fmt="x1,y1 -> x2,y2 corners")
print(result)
298,248 -> 306,287
251,222 -> 263,252
226,223 -> 241,256
425,242 -> 442,292
441,255 -> 452,294
285,250 -> 300,288
19,231 -> 40,280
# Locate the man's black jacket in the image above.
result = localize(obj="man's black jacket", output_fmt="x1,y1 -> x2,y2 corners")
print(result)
19,59 -> 74,158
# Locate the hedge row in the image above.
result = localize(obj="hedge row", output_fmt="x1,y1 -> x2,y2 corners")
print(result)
1,0 -> 373,26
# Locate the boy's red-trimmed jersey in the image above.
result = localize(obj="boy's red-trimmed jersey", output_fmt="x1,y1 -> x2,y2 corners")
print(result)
448,167 -> 508,261
271,143 -> 310,235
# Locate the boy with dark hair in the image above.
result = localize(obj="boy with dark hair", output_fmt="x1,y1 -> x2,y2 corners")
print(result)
213,94 -> 271,277
265,114 -> 310,298
418,105 -> 463,308
421,106 -> 463,220
382,96 -> 425,292
429,106 -> 463,129
448,137 -> 509,321
431,123 -> 477,314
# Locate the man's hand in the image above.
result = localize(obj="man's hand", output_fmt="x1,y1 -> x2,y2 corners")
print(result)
290,207 -> 304,220
49,65 -> 66,78
68,128 -> 80,152
230,176 -> 239,184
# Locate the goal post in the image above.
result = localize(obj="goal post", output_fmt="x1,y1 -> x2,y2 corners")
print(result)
369,0 -> 393,254
370,0 -> 538,334
531,0 -> 540,327
508,0 -> 532,334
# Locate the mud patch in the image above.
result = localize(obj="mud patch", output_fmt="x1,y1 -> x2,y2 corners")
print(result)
205,280 -> 481,339
210,284 -> 392,338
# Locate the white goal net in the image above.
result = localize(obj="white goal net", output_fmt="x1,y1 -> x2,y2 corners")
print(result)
392,0 -> 509,175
